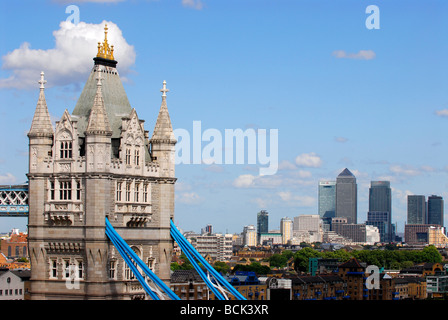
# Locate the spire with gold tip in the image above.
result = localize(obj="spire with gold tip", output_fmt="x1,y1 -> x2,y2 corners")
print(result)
96,24 -> 115,60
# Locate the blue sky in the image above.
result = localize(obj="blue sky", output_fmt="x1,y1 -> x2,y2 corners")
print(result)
1,0 -> 448,235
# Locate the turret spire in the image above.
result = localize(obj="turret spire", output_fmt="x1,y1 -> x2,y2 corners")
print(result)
150,80 -> 176,144
85,70 -> 112,136
28,71 -> 54,138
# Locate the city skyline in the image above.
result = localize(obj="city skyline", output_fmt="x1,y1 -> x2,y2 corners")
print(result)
1,1 -> 448,235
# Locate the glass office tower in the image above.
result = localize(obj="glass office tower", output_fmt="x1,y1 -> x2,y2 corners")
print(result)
367,181 -> 393,242
407,195 -> 426,224
319,181 -> 336,231
427,195 -> 444,226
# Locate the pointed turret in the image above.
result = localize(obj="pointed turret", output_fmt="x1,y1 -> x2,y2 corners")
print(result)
85,70 -> 112,136
28,71 -> 54,174
28,72 -> 54,138
150,80 -> 176,178
150,81 -> 176,144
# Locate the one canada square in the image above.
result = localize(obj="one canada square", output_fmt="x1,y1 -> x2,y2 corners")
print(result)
335,168 -> 357,224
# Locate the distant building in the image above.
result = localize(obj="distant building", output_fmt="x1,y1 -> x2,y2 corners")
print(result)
331,218 -> 379,245
294,215 -> 320,233
257,210 -> 269,244
201,224 -> 213,235
242,225 -> 257,247
280,217 -> 293,245
259,233 -> 282,246
404,224 -> 432,245
427,195 -> 444,227
318,181 -> 336,230
0,230 -> 28,259
407,195 -> 426,224
293,215 -> 322,243
367,211 -> 392,243
368,181 -> 393,242
194,233 -> 233,262
335,168 -> 357,224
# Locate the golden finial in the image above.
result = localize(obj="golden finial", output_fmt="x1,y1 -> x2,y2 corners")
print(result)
96,24 -> 115,60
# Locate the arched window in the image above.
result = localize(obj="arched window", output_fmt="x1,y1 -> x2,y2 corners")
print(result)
60,141 -> 73,159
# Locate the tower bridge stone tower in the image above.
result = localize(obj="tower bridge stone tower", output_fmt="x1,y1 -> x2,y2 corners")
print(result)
27,25 -> 177,299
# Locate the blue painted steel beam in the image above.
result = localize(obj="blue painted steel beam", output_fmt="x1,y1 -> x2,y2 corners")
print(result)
105,218 -> 180,300
170,219 -> 246,300
170,222 -> 226,300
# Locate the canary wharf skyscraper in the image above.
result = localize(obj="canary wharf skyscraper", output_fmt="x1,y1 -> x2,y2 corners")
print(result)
319,181 -> 336,231
407,195 -> 426,224
427,195 -> 444,227
335,168 -> 357,224
367,181 -> 392,242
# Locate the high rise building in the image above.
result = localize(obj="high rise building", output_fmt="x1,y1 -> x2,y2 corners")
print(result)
242,225 -> 257,247
369,181 -> 392,213
366,211 -> 392,243
280,217 -> 293,244
335,168 -> 357,224
367,181 -> 393,242
427,195 -> 444,227
407,195 -> 427,225
27,26 -> 177,299
195,233 -> 233,262
257,210 -> 269,244
294,215 -> 320,232
318,181 -> 336,230
201,224 -> 213,235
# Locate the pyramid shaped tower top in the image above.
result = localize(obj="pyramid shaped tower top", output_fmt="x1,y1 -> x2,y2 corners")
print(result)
72,24 -> 131,138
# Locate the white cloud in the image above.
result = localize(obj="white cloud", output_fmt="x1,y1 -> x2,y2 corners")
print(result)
435,109 -> 448,117
233,174 -> 256,188
0,20 -> 135,89
335,136 -> 348,143
332,50 -> 376,60
278,160 -> 296,171
295,152 -> 322,168
389,165 -> 420,177
176,192 -> 203,205
278,191 -> 315,207
0,173 -> 17,185
182,0 -> 204,9
392,187 -> 413,206
253,197 -> 272,208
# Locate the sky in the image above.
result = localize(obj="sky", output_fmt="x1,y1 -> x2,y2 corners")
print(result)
1,0 -> 448,235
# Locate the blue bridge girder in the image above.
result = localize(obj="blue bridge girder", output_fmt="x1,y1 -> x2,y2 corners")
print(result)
0,184 -> 29,217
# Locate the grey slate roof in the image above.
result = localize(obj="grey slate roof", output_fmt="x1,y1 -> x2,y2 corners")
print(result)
72,64 -> 132,138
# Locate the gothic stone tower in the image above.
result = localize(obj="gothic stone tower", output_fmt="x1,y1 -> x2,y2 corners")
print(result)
27,25 -> 177,300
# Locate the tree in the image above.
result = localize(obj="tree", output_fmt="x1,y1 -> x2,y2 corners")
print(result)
233,262 -> 270,275
293,247 -> 321,273
213,261 -> 230,274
